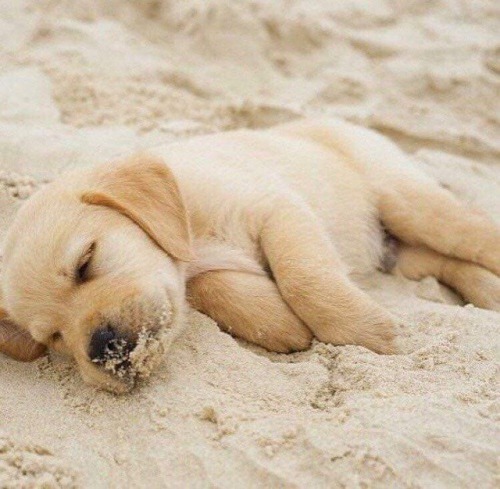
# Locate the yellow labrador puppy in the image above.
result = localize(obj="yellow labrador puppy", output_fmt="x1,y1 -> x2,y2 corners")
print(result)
1,118 -> 499,393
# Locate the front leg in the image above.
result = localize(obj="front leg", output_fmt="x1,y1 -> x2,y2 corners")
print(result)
187,270 -> 313,353
260,201 -> 396,354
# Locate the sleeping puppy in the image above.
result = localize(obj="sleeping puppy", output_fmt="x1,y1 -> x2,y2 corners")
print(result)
1,118 -> 499,393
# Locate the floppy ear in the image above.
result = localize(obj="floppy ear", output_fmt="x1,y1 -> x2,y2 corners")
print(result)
0,308 -> 47,362
81,154 -> 194,261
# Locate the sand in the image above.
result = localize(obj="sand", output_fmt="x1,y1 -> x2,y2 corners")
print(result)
0,1 -> 499,487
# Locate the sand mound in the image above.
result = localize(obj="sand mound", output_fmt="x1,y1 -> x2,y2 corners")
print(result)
0,1 -> 499,487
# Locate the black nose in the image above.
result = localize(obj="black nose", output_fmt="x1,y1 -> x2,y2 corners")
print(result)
89,325 -> 134,363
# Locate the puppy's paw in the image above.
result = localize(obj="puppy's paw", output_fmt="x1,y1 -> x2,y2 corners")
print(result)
314,307 -> 398,355
355,314 -> 398,355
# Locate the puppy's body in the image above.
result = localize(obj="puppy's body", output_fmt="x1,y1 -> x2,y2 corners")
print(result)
155,119 -> 389,278
1,118 -> 499,393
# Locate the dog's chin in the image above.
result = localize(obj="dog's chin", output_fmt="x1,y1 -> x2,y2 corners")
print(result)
78,344 -> 161,395
79,360 -> 135,395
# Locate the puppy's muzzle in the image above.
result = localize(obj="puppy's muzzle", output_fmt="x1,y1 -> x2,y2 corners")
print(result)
86,299 -> 175,386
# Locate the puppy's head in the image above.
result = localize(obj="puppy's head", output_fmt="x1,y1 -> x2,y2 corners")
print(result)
0,155 -> 192,393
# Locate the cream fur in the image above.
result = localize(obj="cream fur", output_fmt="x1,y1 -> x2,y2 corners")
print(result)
1,117 -> 499,392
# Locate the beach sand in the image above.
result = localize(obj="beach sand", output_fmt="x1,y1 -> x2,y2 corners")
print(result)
0,1 -> 499,487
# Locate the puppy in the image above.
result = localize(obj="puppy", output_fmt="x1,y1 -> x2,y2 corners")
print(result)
1,118 -> 499,393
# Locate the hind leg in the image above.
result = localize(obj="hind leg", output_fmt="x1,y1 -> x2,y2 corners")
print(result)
289,118 -> 500,277
380,183 -> 500,277
335,123 -> 500,304
396,244 -> 500,312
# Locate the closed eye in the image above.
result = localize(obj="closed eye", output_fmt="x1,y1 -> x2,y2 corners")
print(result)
76,242 -> 96,283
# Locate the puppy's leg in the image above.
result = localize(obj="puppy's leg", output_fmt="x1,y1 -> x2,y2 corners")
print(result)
380,183 -> 500,277
397,244 -> 500,312
282,119 -> 500,276
259,202 -> 396,354
368,137 -> 500,276
187,270 -> 313,353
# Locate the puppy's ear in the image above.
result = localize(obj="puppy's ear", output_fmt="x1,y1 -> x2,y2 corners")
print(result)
0,309 -> 47,362
82,155 -> 193,261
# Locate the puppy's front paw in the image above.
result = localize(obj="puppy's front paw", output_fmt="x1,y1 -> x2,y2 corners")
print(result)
355,314 -> 398,355
314,307 -> 398,355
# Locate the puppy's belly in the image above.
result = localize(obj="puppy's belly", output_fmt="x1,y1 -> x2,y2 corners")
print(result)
325,211 -> 386,278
